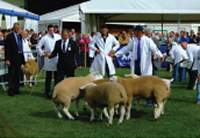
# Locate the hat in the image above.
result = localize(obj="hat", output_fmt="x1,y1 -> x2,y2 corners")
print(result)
132,25 -> 144,32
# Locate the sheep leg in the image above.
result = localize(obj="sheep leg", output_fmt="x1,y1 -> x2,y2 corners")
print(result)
83,102 -> 88,111
136,99 -> 140,111
54,104 -> 63,118
115,104 -> 119,115
30,76 -> 33,87
63,105 -> 75,120
118,105 -> 125,125
154,102 -> 163,120
74,99 -> 79,116
34,74 -> 38,85
90,107 -> 95,121
103,108 -> 109,119
108,108 -> 114,126
125,104 -> 132,120
24,74 -> 27,87
161,100 -> 167,115
194,78 -> 198,90
99,108 -> 103,120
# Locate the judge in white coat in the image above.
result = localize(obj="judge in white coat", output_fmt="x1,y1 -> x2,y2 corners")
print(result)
112,25 -> 164,107
112,25 -> 164,76
89,25 -> 120,77
196,49 -> 200,105
169,44 -> 188,82
181,42 -> 200,90
36,24 -> 61,98
22,30 -> 34,61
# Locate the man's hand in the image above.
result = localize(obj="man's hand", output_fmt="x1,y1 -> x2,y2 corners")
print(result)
108,51 -> 114,56
198,75 -> 200,82
45,52 -> 51,58
6,60 -> 11,67
78,66 -> 82,70
111,54 -> 116,60
160,57 -> 164,63
96,49 -> 100,54
153,54 -> 158,60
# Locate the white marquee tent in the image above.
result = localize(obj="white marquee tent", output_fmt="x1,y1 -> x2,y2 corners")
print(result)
0,0 -> 39,31
39,0 -> 200,34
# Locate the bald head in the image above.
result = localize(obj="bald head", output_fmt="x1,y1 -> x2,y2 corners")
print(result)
181,42 -> 188,50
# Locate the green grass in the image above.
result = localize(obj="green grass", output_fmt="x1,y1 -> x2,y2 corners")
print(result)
0,67 -> 200,137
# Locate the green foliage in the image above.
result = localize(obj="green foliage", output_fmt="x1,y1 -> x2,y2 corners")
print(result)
0,68 -> 199,137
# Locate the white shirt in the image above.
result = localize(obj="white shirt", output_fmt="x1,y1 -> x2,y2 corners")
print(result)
61,39 -> 69,52
186,44 -> 200,70
197,49 -> 200,75
36,33 -> 61,71
115,35 -> 163,76
22,38 -> 34,62
170,45 -> 188,65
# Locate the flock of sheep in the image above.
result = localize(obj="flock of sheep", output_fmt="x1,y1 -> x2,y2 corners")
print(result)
52,72 -> 173,126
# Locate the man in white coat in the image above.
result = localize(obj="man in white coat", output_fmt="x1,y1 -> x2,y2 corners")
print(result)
36,24 -> 61,98
89,25 -> 120,78
169,44 -> 188,82
112,25 -> 164,106
181,42 -> 200,90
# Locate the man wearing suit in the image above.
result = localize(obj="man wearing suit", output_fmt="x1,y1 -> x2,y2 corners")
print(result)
45,29 -> 82,85
5,23 -> 25,96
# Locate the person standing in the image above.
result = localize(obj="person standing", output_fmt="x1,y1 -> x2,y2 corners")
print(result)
181,42 -> 200,90
112,25 -> 164,76
45,29 -> 82,85
5,23 -> 25,96
89,25 -> 120,78
36,24 -> 61,98
144,28 -> 162,76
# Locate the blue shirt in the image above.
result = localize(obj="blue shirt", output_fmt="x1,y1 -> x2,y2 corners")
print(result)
179,36 -> 190,43
13,31 -> 23,53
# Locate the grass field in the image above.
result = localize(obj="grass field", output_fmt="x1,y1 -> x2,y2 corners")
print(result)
0,67 -> 200,137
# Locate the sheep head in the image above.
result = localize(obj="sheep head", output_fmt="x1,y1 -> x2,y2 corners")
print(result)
79,83 -> 97,96
124,74 -> 139,79
89,72 -> 103,81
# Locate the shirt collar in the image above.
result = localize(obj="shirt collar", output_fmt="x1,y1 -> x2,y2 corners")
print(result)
101,33 -> 109,38
13,31 -> 19,35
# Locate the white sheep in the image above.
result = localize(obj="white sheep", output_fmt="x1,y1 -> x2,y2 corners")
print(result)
22,57 -> 39,87
80,82 -> 127,125
52,72 -> 103,120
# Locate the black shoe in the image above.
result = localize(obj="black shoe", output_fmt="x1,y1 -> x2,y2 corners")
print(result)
45,93 -> 52,99
8,89 -> 15,97
15,90 -> 21,95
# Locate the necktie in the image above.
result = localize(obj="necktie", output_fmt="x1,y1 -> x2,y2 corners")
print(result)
52,35 -> 54,39
137,39 -> 141,61
17,34 -> 23,53
63,41 -> 66,52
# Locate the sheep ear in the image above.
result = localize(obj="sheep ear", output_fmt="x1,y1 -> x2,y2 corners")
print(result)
124,74 -> 129,77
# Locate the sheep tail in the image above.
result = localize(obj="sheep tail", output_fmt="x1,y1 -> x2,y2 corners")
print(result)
120,92 -> 124,102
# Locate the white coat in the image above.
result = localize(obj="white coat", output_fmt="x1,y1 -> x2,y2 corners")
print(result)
89,34 -> 120,76
22,38 -> 34,62
88,36 -> 95,58
186,44 -> 200,70
36,33 -> 61,71
170,45 -> 188,65
115,35 -> 163,76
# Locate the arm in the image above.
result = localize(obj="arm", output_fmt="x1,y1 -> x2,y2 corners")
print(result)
169,47 -> 175,60
149,39 -> 163,58
198,50 -> 200,81
112,36 -> 120,52
88,37 -> 97,51
36,37 -> 45,56
49,42 -> 58,59
115,40 -> 133,57
187,48 -> 193,69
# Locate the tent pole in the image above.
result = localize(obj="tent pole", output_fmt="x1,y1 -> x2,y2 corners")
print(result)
81,10 -> 86,34
178,14 -> 180,33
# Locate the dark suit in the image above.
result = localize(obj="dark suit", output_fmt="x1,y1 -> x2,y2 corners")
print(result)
151,37 -> 161,76
50,39 -> 81,85
5,32 -> 25,96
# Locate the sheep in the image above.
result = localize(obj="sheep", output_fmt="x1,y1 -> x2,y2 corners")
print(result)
80,82 -> 127,125
22,57 -> 39,87
111,76 -> 171,120
52,72 -> 103,120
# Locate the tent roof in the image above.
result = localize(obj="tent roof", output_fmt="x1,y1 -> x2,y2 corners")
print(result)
40,5 -> 79,22
0,0 -> 40,20
80,0 -> 200,14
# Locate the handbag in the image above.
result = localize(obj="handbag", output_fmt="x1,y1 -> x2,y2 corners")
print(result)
180,60 -> 188,68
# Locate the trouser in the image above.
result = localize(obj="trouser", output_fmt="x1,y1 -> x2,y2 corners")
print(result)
81,52 -> 89,67
105,61 -> 113,78
172,63 -> 185,82
55,69 -> 75,86
152,66 -> 158,77
197,82 -> 200,103
38,56 -> 44,70
188,70 -> 197,89
8,54 -> 23,92
134,61 -> 141,76
45,71 -> 57,94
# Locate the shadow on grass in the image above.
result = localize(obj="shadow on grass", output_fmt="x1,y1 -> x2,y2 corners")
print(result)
168,97 -> 194,104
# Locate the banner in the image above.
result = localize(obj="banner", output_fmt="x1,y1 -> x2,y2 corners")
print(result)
115,45 -> 132,67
